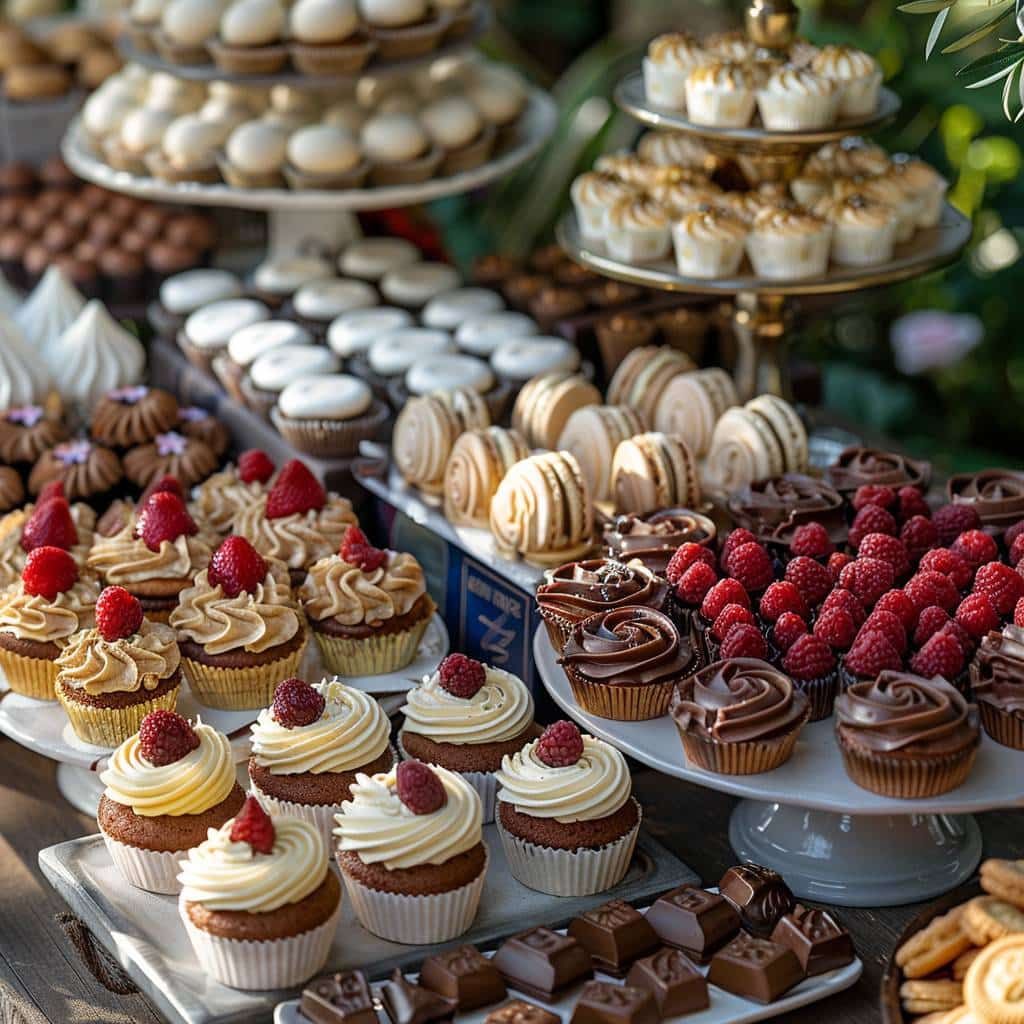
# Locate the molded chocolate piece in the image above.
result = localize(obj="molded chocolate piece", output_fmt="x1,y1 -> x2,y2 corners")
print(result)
492,927 -> 594,1001
645,885 -> 740,962
718,864 -> 795,938
707,933 -> 804,1004
419,945 -> 507,1011
626,947 -> 710,1016
567,900 -> 659,976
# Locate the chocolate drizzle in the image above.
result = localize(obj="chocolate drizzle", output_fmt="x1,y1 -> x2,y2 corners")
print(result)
536,560 -> 669,623
728,473 -> 847,547
603,508 -> 716,577
947,468 -> 1024,534
826,446 -> 931,494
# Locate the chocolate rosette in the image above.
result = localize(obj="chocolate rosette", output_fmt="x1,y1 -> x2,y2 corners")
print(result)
559,605 -> 694,721
728,474 -> 847,551
603,507 -> 716,578
826,446 -> 931,495
947,468 -> 1024,536
968,625 -> 1024,749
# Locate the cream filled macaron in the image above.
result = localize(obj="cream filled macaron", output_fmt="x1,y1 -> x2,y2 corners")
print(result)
249,344 -> 341,393
253,257 -> 335,300
293,279 -> 378,323
228,320 -> 313,368
420,96 -> 483,151
184,298 -> 270,353
405,353 -> 495,396
287,124 -> 362,176
380,261 -> 460,308
361,112 -> 430,164
160,270 -> 242,317
357,0 -> 427,27
339,237 -> 420,281
491,337 -> 580,383
422,287 -> 504,330
455,311 -> 538,357
367,328 -> 454,377
226,121 -> 289,176
290,0 -> 360,42
327,307 -> 413,357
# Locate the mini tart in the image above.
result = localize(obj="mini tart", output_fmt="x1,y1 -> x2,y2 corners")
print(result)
90,386 -> 180,450
123,432 -> 219,490
28,440 -> 124,507
55,621 -> 182,748
0,404 -> 69,466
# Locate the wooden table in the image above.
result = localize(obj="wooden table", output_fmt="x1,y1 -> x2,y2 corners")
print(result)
3,737 -> 1022,1024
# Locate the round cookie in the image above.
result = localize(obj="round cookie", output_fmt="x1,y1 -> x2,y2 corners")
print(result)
965,934 -> 1024,1024
653,367 -> 738,458
607,345 -> 695,423
380,261 -> 460,308
293,278 -> 378,326
455,311 -> 538,357
367,328 -> 454,378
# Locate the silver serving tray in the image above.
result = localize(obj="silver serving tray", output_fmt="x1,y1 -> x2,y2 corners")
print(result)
39,826 -> 697,1024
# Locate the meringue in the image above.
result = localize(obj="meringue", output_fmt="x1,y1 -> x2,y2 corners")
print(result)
14,266 -> 87,374
0,313 -> 52,409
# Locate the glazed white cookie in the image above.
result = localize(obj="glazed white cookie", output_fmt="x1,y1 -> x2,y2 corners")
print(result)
249,344 -> 340,392
380,262 -> 461,307
406,354 -> 495,396
293,279 -> 378,322
340,237 -> 420,281
160,270 -> 242,315
228,320 -> 313,368
422,288 -> 504,330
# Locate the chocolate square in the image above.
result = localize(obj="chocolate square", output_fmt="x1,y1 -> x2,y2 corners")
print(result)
300,971 -> 377,1024
707,933 -> 804,1004
492,927 -> 594,1001
718,864 -> 795,937
770,904 -> 855,976
381,969 -> 457,1024
567,900 -> 659,976
626,947 -> 709,1016
485,999 -> 561,1024
419,945 -> 507,1011
569,980 -> 659,1024
644,884 -> 740,962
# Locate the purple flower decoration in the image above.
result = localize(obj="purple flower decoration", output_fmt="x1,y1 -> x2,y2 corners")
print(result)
178,406 -> 207,423
108,385 -> 149,404
55,441 -> 92,465
5,405 -> 43,427
156,432 -> 188,457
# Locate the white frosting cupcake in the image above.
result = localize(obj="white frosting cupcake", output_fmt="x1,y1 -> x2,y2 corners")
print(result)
570,172 -> 638,244
253,257 -> 335,299
278,374 -> 372,421
228,321 -> 313,368
671,208 -> 749,278
357,0 -> 427,28
811,44 -> 883,119
405,354 -> 495,396
421,287 -> 504,330
605,195 -> 672,264
185,298 -> 270,353
290,0 -> 360,43
455,311 -> 538,357
746,208 -> 832,280
250,345 -> 340,393
361,112 -> 430,164
685,60 -> 756,128
287,124 -> 362,177
420,96 -> 482,151
380,261 -> 461,307
293,279 -> 377,323
368,328 -> 454,376
327,307 -> 414,357
160,270 -> 242,316
226,121 -> 289,176
339,237 -> 420,281
643,33 -> 706,110
756,65 -> 839,131
491,337 -> 579,382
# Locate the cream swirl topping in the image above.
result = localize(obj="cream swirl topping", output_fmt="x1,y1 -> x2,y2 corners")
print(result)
401,667 -> 534,745
235,494 -> 357,569
688,60 -> 751,90
762,66 -> 837,96
251,679 -> 391,775
56,621 -> 180,695
752,207 -> 829,237
0,577 -> 98,642
88,527 -> 212,584
334,765 -> 482,870
648,32 -> 706,69
494,735 -> 631,823
193,468 -> 267,534
100,720 -> 235,816
299,551 -> 425,625
814,194 -> 893,228
607,195 -> 670,230
811,44 -> 879,80
169,563 -> 300,654
571,171 -> 638,209
675,209 -> 749,242
652,181 -> 723,214
178,813 -> 327,912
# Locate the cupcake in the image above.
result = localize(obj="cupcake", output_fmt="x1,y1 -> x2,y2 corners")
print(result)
670,658 -> 810,774
399,654 -> 538,823
890,154 -> 949,228
334,761 -> 487,944
671,208 -> 749,279
835,670 -> 981,797
98,710 -> 245,894
0,403 -> 68,467
123,431 -> 219,491
90,386 -> 180,450
299,526 -> 436,676
755,66 -> 839,131
176,406 -> 230,460
0,546 -> 98,700
249,677 -> 395,849
570,172 -> 639,245
780,633 -> 839,721
746,208 -> 832,280
642,33 -> 707,110
193,448 -> 276,536
28,439 -> 124,507
56,587 -> 182,747
685,61 -> 756,128
494,720 -> 641,896
811,44 -> 883,119
605,195 -> 672,265
970,625 -> 1024,749
179,797 -> 341,989
604,509 -> 716,578
813,193 -> 897,266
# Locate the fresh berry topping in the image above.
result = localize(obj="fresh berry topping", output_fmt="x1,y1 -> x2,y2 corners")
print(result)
534,720 -> 584,768
21,545 -> 78,600
973,561 -> 1024,615
849,505 -> 898,550
853,484 -> 896,512
272,677 -> 325,728
838,557 -> 895,607
772,611 -> 808,652
699,578 -> 750,621
783,633 -> 836,681
36,480 -> 64,504
676,560 -> 718,606
858,533 -> 910,578
827,551 -> 854,581
139,474 -> 184,507
914,606 -> 950,649
821,587 -> 866,626
940,620 -> 975,658
933,504 -> 981,546
905,570 -> 960,613
844,630 -> 902,678
138,710 -> 200,767
719,621 -> 768,660
955,592 -> 1000,640
910,632 -> 964,681
784,556 -> 832,607
265,459 -> 326,520
1016,597 -> 1024,627
720,528 -> 757,572
1006,520 -> 1024,549
136,491 -> 198,552
95,586 -> 143,641
666,542 -> 716,586
726,541 -> 775,592
339,525 -> 388,573
789,521 -> 834,559
230,796 -> 276,854
1010,533 -> 1024,568
208,535 -> 268,597
813,606 -> 857,650
919,548 -> 973,591
898,486 -> 931,523
874,589 -> 918,632
238,448 -> 275,485
951,529 -> 999,568
438,653 -> 486,699
861,609 -> 907,655
711,603 -> 758,642
396,760 -> 447,813
899,516 -> 938,564
759,581 -> 809,623
20,496 -> 78,552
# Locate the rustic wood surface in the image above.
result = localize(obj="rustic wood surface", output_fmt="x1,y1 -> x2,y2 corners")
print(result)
2,736 -> 1022,1024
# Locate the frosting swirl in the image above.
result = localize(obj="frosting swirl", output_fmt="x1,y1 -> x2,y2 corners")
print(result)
0,577 -> 98,642
607,195 -> 670,231
88,527 -> 212,585
251,679 -> 391,774
762,66 -> 837,96
604,508 -> 715,577
193,467 -> 267,534
56,621 -> 180,695
235,494 -> 357,570
752,207 -> 828,238
971,626 -> 1024,717
537,559 -> 668,624
334,765 -> 482,870
728,473 -> 847,548
813,194 -> 894,228
648,32 -> 706,69
100,720 -> 235,816
495,735 -> 632,823
0,503 -> 95,588
670,658 -> 809,743
827,446 -> 931,493
688,60 -> 751,90
834,670 -> 980,754
811,44 -> 879,81
571,172 -> 638,209
947,469 -> 1024,534
299,551 -> 426,625
401,666 -> 534,745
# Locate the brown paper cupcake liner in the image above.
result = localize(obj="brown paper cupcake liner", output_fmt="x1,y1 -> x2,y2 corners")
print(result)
439,125 -> 497,177
208,40 -> 290,74
979,702 -> 1024,750
59,684 -> 180,748
795,670 -> 839,722
288,36 -> 377,76
368,15 -> 446,60
836,736 -> 979,798
368,146 -> 443,187
537,610 -> 574,653
270,401 -> 389,458
565,667 -> 676,722
312,611 -> 432,677
0,649 -> 59,701
676,719 -> 805,775
282,160 -> 371,192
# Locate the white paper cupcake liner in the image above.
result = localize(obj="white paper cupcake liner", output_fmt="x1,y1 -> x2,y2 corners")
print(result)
642,57 -> 690,110
178,897 -> 340,990
571,198 -> 608,244
685,85 -> 756,127
831,222 -> 897,267
395,734 -> 498,824
671,228 -> 746,279
339,848 -> 488,945
836,70 -> 883,118
756,90 -> 838,131
606,225 -> 671,264
101,831 -> 184,895
495,801 -> 642,897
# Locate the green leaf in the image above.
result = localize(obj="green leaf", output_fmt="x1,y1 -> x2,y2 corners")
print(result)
1001,62 -> 1019,118
942,6 -> 1014,53
956,42 -> 1024,78
966,57 -> 1023,88
898,0 -> 956,14
926,7 -> 950,57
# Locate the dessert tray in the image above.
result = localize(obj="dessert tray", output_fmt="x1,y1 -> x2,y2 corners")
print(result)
534,629 -> 1024,908
39,824 -> 700,1024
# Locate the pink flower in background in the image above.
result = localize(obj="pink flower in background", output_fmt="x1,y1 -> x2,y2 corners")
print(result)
156,432 -> 188,457
891,311 -> 982,375
5,406 -> 43,427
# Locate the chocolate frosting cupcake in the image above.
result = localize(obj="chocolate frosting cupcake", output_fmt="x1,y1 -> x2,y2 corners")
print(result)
826,446 -> 931,495
604,507 -> 717,577
90,385 -> 180,449
728,473 -> 846,549
947,468 -> 1024,536
0,404 -> 68,466
970,625 -> 1024,748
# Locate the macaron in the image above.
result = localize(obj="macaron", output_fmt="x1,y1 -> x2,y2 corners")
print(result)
443,426 -> 530,528
510,372 -> 602,451
557,404 -> 647,504
611,431 -> 700,517
607,345 -> 697,423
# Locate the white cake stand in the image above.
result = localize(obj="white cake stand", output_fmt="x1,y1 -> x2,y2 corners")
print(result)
533,628 -> 1023,908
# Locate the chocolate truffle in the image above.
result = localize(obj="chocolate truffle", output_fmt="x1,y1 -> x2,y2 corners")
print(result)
718,864 -> 795,938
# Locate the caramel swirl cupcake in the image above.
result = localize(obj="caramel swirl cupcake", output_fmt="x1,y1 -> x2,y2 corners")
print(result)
0,494 -> 96,590
813,193 -> 897,266
747,207 -> 831,280
969,625 -> 1024,749
193,455 -> 275,536
652,179 -> 723,216
685,60 -> 756,128
643,32 -> 707,110
671,208 -> 749,279
947,468 -> 1024,536
827,445 -> 931,496
810,44 -> 882,119
756,65 -> 838,130
638,130 -> 717,173
604,508 -> 716,578
704,29 -> 756,62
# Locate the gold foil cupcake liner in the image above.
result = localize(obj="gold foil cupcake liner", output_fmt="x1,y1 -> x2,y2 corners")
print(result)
537,610 -> 574,652
58,684 -> 180,748
566,670 -> 676,722
979,703 -> 1024,751
676,722 -> 804,775
311,607 -> 433,677
0,649 -> 59,701
838,740 -> 979,799
270,401 -> 389,459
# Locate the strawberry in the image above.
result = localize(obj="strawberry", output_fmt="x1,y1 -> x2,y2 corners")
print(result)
933,504 -> 981,546
95,586 -> 143,641
438,654 -> 486,699
36,480 -> 64,505
136,491 -> 197,551
719,622 -> 767,660
759,581 -> 808,623
789,522 -> 834,559
138,710 -> 199,766
955,592 -> 1000,640
783,634 -> 836,680
208,535 -> 268,597
711,603 -> 757,642
230,796 -> 275,854
784,556 -> 832,607
973,561 -> 1024,616
139,474 -> 183,508
910,632 -> 964,681
238,448 -> 275,485
396,760 -> 447,813
726,542 -> 775,592
339,525 -> 387,573
1015,597 -> 1024,628
534,720 -> 585,767
813,606 -> 857,650
20,497 -> 78,552
699,578 -> 750,621
264,459 -> 326,520
772,612 -> 808,653
666,542 -> 716,586
21,546 -> 77,600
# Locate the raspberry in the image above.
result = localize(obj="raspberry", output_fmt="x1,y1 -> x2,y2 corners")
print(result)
789,522 -> 834,559
905,570 -> 959,613
861,609 -> 907,655
699,578 -> 749,621
395,760 -> 447,813
238,448 -> 275,485
910,632 -> 964,681
726,542 -> 775,592
940,620 -> 975,658
1006,519 -> 1024,549
853,484 -> 896,512
36,480 -> 64,504
676,560 -> 718,606
711,603 -> 757,642
20,497 -> 78,552
813,606 -> 857,650
973,561 -> 1024,615
784,556 -> 832,607
95,586 -> 143,641
838,558 -> 895,607
849,505 -> 898,550
438,653 -> 486,699
783,633 -> 836,681
772,612 -> 808,652
719,622 -> 767,660
208,535 -> 268,597
339,525 -> 387,573
720,528 -> 757,572
898,486 -> 931,523
265,459 -> 326,520
1010,533 -> 1024,568
136,491 -> 197,552
139,474 -> 184,508
874,589 -> 918,632
899,516 -> 938,564
1016,597 -> 1024,627
955,592 -> 1000,640
534,720 -> 584,768
138,710 -> 200,767
919,548 -> 973,591
21,545 -> 78,600
759,581 -> 808,623
230,795 -> 275,854
272,677 -> 325,728
666,542 -> 716,586
952,529 -> 999,568
933,504 -> 981,546
827,551 -> 854,581
858,533 -> 911,578
821,587 -> 866,627
913,606 -> 950,649
844,630 -> 902,679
